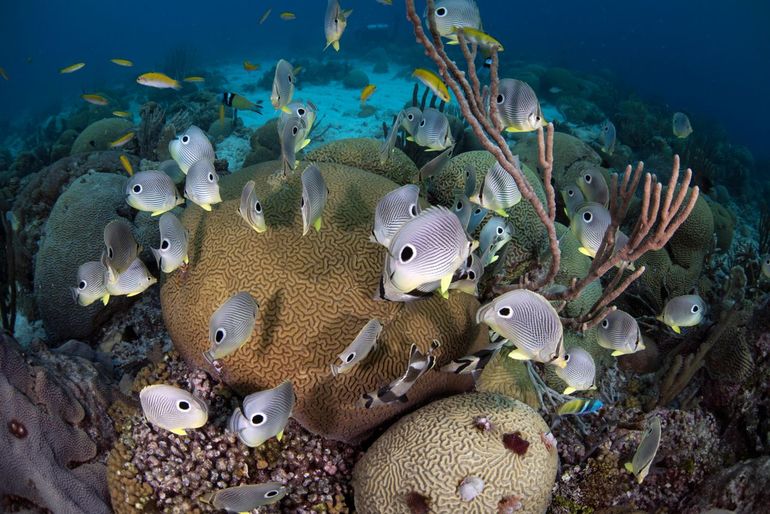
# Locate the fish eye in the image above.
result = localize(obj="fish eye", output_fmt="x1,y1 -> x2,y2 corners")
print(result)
132,184 -> 142,194
181,135 -> 190,144
497,306 -> 512,318
254,201 -> 262,213
419,119 -> 426,127
410,204 -> 417,216
601,319 -> 609,329
582,211 -> 593,223
265,490 -> 280,498
399,244 -> 416,263
215,328 -> 226,343
177,400 -> 190,411
407,113 -> 414,121
297,108 -> 305,116
250,412 -> 266,426
496,226 -> 503,235
564,354 -> 571,363
468,270 -> 476,280
78,280 -> 87,290
208,173 -> 215,182
435,6 -> 447,16
292,126 -> 299,136
584,174 -> 592,183
568,189 -> 575,197
496,94 -> 504,104
691,304 -> 700,313
161,239 -> 170,250
455,200 -> 464,210
345,352 -> 356,363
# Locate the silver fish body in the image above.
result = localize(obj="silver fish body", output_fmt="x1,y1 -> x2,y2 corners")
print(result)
600,119 -> 616,154
184,159 -> 221,211
375,254 -> 437,302
331,319 -> 383,376
271,59 -> 295,112
658,294 -> 706,333
204,292 -> 259,363
492,78 -> 546,133
470,158 -> 522,216
300,164 -> 328,235
570,202 -> 611,257
672,112 -> 693,138
467,205 -> 488,234
479,217 -> 512,261
379,111 -> 404,165
418,145 -> 453,181
72,261 -> 108,306
371,184 -> 421,247
576,169 -> 609,207
151,212 -> 188,273
451,193 -> 473,229
104,258 -> 156,297
762,254 -> 770,278
103,219 -> 140,276
400,107 -> 423,136
238,180 -> 267,233
411,107 -> 453,151
561,185 -> 585,219
555,347 -> 596,394
360,342 -> 438,407
278,101 -> 317,134
203,483 -> 288,511
449,251 -> 483,296
139,384 -> 208,435
168,125 -> 215,174
126,170 -> 184,216
230,380 -> 295,447
324,0 -> 352,51
279,114 -> 309,175
626,416 -> 662,484
597,309 -> 645,356
428,0 -> 482,41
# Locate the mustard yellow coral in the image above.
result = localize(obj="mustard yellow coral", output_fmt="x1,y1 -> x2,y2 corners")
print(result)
305,137 -> 418,185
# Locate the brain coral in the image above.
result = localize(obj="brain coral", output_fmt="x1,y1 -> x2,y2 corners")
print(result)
71,118 -> 134,155
305,138 -> 417,186
160,161 -> 480,443
512,131 -> 601,188
352,392 -> 558,513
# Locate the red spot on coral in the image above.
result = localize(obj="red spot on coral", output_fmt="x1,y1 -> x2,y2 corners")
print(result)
8,419 -> 27,439
502,431 -> 529,456
404,491 -> 430,514
473,415 -> 494,432
498,495 -> 523,513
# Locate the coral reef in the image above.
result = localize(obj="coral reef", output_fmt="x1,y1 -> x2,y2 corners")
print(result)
342,69 -> 370,90
70,118 -> 134,155
512,131 -> 601,188
352,392 -> 557,513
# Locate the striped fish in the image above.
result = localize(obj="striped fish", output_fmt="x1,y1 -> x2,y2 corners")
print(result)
556,398 -> 604,416
470,159 -> 522,217
204,292 -> 259,363
360,341 -> 439,408
491,78 -> 546,133
625,416 -> 662,483
300,164 -> 328,235
370,184 -> 421,247
408,107 -> 453,151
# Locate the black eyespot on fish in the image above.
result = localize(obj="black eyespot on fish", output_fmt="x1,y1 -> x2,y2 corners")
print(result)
435,6 -> 447,16
407,113 -> 414,121
215,328 -> 226,343
468,270 -> 476,280
691,304 -> 699,313
564,354 -> 571,363
498,306 -> 512,318
345,352 -> 356,363
474,208 -> 482,214
79,280 -> 87,290
419,119 -> 426,127
288,74 -> 293,84
254,201 -> 262,213
455,200 -> 463,210
584,174 -> 592,183
182,135 -> 190,144
292,126 -> 299,136
265,490 -> 280,498
567,189 -> 575,197
582,211 -> 593,223
297,107 -> 305,116
208,173 -> 215,182
161,239 -> 170,250
400,244 -> 415,263
177,400 -> 190,411
410,204 -> 417,216
250,413 -> 266,426
496,226 -> 504,235
601,319 -> 609,329
133,184 -> 142,194
496,94 -> 504,104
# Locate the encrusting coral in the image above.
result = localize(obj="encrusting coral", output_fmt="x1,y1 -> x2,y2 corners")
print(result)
70,118 -> 134,155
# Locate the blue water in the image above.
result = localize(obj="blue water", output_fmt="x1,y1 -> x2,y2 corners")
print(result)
0,0 -> 768,160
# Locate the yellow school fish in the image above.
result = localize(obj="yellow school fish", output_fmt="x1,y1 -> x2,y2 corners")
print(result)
81,93 -> 109,106
183,76 -> 205,83
110,132 -> 135,148
455,27 -> 504,51
136,72 -> 181,90
243,60 -> 260,72
119,155 -> 134,176
110,58 -> 133,67
412,68 -> 450,103
360,84 -> 377,104
112,111 -> 131,118
60,62 -> 86,74
280,11 -> 296,20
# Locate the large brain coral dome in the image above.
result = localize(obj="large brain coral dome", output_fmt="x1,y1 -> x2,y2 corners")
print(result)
161,160 -> 482,443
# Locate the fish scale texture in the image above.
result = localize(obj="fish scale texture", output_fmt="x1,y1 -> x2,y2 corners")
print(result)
161,160 -> 480,443
352,392 -> 557,513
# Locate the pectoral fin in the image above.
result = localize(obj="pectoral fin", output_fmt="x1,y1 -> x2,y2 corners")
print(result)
170,428 -> 187,436
281,105 -> 292,114
332,41 -> 340,52
406,136 -> 415,142
183,255 -> 189,264
200,204 -> 212,212
276,430 -> 284,441
440,274 -> 453,295
299,138 -> 311,150
672,325 -> 681,334
313,217 -> 322,232
624,462 -> 634,474
508,349 -> 531,361
578,246 -> 594,257
151,210 -> 165,217
494,209 -> 509,217
101,294 -> 110,306
611,350 -> 625,357
563,386 -> 576,395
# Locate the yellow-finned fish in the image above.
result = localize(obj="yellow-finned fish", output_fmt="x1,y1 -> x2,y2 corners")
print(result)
243,60 -> 260,72
222,92 -> 263,113
412,68 -> 450,103
672,112 -> 693,138
139,384 -> 208,436
280,11 -> 296,20
625,416 -> 662,484
360,84 -> 377,104
110,58 -> 133,67
110,132 -> 135,148
0,67 -> 8,81
324,0 -> 353,52
60,62 -> 85,74
112,110 -> 131,118
119,155 -> 133,176
455,27 -> 504,51
136,72 -> 181,90
81,93 -> 109,106
259,8 -> 272,24
183,76 -> 205,83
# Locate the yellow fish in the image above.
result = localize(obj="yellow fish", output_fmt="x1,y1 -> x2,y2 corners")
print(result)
119,155 -> 133,176
259,8 -> 271,24
0,67 -> 8,81
412,68 -> 451,103
137,72 -> 181,89
110,58 -> 133,67
454,27 -> 504,51
60,62 -> 86,74
81,93 -> 109,106
243,60 -> 260,72
280,11 -> 296,20
110,132 -> 135,148
183,76 -> 205,83
112,111 -> 131,118
360,84 -> 377,104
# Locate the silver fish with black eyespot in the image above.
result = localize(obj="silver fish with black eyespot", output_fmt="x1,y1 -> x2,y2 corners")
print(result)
238,180 -> 267,233
379,111 -> 404,165
184,159 -> 221,211
555,347 -> 596,395
657,294 -> 706,334
103,219 -> 140,276
301,164 -> 328,235
470,159 -> 522,217
278,100 -> 317,135
204,292 -> 259,364
625,416 -> 662,484
479,217 -> 512,265
467,204 -> 488,234
570,202 -> 622,258
229,380 -> 294,447
672,112 -> 693,138
427,0 -> 482,43
463,164 -> 477,197
331,319 -> 383,376
448,251 -> 483,296
600,119 -> 616,155
201,483 -> 288,512
597,309 -> 645,356
387,205 -> 477,296
400,107 -> 423,136
577,168 -> 609,207
104,257 -> 157,298
360,341 -> 439,408
409,107 -> 453,151
168,125 -> 215,174
71,261 -> 108,306
374,253 -> 437,302
126,170 -> 184,216
370,184 -> 420,247
561,185 -> 585,219
151,212 -> 188,274
476,289 -> 567,367
139,384 -> 208,436
490,78 -> 547,133
279,114 -> 310,175
418,145 -> 453,181
271,59 -> 295,112
324,0 -> 353,52
451,193 -> 473,229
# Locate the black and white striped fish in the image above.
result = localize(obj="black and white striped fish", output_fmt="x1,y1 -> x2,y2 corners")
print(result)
359,341 -> 439,408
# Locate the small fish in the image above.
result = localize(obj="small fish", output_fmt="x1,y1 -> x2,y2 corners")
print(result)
418,145 -> 453,182
625,416 -> 662,484
600,120 -> 616,155
109,131 -> 135,148
370,184 -> 421,247
379,111 -> 403,165
441,335 -> 506,380
117,155 -> 133,176
229,380 -> 294,447
491,79 -> 546,133
280,11 -> 296,20
428,0 -> 481,43
576,169 -> 609,207
81,93 -> 109,106
570,203 -> 628,259
470,159 -> 522,216
112,110 -> 131,118
0,67 -> 8,80
222,91 -> 263,114
126,170 -> 184,216
360,84 -> 377,104
672,112 -> 693,138
561,185 -> 585,219
555,348 -> 597,395
184,159 -> 221,211
476,289 -> 567,367
331,319 -> 383,376
279,115 -> 310,174
467,205 -> 488,234
71,261 -> 108,307
456,27 -> 504,51
151,213 -> 189,274
104,258 -> 157,298
278,101 -> 318,135
400,107 -> 423,136
376,0 -> 393,5
110,58 -> 133,67
408,107 -> 454,151
292,65 -> 303,76
463,164 -> 476,197
103,219 -> 140,276
139,384 -> 208,436
136,72 -> 181,90
448,251 -> 483,296
259,8 -> 271,24
360,341 -> 439,407
762,254 -> 770,278
412,68 -> 450,103
271,59 -> 295,112
387,206 -> 477,296
300,164 -> 328,235
168,125 -> 215,174
557,398 -> 604,416
182,76 -> 205,83
60,62 -> 85,74
657,294 -> 706,334
451,193 -> 472,229
324,0 -> 353,51
201,483 -> 288,511
243,60 -> 260,71
479,216 -> 512,265
204,292 -> 259,363
238,180 -> 267,233
597,309 -> 645,356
